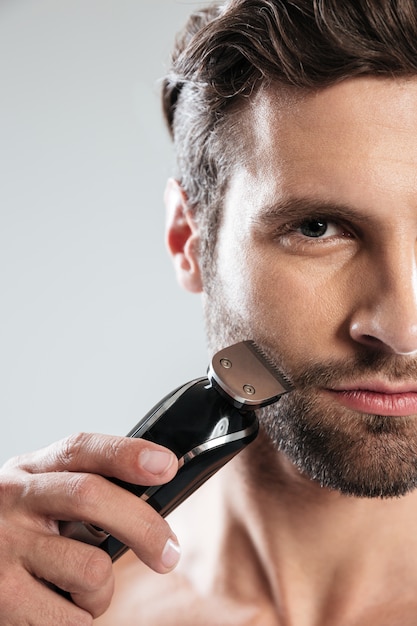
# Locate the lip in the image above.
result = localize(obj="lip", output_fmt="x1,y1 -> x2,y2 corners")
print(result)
323,381 -> 417,416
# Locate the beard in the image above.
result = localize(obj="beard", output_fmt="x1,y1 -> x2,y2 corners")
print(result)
259,365 -> 417,499
202,285 -> 417,499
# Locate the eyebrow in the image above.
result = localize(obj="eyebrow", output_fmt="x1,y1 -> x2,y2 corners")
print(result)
252,196 -> 373,228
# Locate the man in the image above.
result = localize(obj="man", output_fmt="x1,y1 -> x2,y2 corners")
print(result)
2,0 -> 417,623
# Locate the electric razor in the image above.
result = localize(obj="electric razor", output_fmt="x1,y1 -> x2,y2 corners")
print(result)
60,340 -> 293,562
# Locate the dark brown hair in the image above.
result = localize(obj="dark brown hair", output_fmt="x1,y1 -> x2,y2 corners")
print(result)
162,0 -> 417,256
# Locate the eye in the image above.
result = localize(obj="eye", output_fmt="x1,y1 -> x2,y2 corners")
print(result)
297,219 -> 341,238
269,214 -> 355,253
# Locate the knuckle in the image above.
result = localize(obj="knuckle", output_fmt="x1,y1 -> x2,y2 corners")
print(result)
81,551 -> 113,591
55,432 -> 94,469
54,432 -> 135,471
65,473 -> 103,512
106,436 -> 130,461
1,453 -> 24,471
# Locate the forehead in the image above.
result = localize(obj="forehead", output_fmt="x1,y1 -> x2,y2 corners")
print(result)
228,77 -> 417,215
247,77 -> 417,158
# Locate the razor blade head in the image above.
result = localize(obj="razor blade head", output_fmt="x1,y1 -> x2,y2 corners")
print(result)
207,340 -> 293,409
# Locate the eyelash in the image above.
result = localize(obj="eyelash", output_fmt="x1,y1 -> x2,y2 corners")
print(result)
275,217 -> 353,247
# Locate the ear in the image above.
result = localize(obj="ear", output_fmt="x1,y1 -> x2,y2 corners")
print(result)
164,178 -> 203,293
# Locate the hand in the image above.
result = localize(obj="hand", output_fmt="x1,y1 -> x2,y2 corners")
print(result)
0,432 -> 180,625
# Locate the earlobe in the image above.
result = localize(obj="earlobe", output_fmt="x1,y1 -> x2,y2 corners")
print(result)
165,178 -> 203,293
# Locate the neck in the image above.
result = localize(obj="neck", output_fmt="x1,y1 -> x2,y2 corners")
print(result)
215,431 -> 417,625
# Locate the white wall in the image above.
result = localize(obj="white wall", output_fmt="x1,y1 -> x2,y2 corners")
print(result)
0,0 -> 209,463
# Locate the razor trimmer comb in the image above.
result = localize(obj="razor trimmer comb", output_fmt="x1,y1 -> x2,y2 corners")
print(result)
60,340 -> 293,561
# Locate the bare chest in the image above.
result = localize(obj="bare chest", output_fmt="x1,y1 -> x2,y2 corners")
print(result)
94,569 -> 417,626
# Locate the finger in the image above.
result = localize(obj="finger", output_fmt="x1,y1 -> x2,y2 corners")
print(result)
9,432 -> 178,485
0,568 -> 93,626
23,471 -> 181,573
26,533 -> 114,619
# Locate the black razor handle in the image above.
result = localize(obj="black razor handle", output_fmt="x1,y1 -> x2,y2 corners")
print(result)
60,340 -> 293,562
62,377 -> 258,561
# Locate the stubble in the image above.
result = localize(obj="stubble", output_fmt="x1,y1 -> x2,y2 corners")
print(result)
202,279 -> 417,499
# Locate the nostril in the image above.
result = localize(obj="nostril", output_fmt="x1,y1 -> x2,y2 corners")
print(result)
359,334 -> 387,350
362,334 -> 376,342
363,334 -> 378,342
358,333 -> 417,356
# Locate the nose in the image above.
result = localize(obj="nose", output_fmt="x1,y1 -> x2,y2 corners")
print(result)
349,246 -> 417,355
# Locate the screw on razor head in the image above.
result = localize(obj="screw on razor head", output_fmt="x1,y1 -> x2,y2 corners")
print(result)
243,384 -> 256,395
220,358 -> 232,369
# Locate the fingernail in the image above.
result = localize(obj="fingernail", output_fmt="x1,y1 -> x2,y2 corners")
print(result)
140,449 -> 174,474
161,537 -> 181,569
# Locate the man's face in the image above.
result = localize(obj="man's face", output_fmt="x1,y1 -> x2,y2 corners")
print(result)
203,77 -> 417,498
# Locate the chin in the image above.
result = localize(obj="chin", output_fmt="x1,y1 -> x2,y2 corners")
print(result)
258,391 -> 417,499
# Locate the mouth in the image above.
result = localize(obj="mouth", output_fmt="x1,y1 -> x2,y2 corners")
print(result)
323,381 -> 417,417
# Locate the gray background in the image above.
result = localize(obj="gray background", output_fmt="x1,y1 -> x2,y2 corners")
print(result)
0,0 -> 209,463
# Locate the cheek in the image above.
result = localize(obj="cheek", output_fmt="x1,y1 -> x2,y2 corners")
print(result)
220,245 -> 350,362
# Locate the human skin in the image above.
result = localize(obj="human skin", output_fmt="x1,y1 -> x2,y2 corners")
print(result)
0,433 -> 180,624
96,77 -> 417,624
